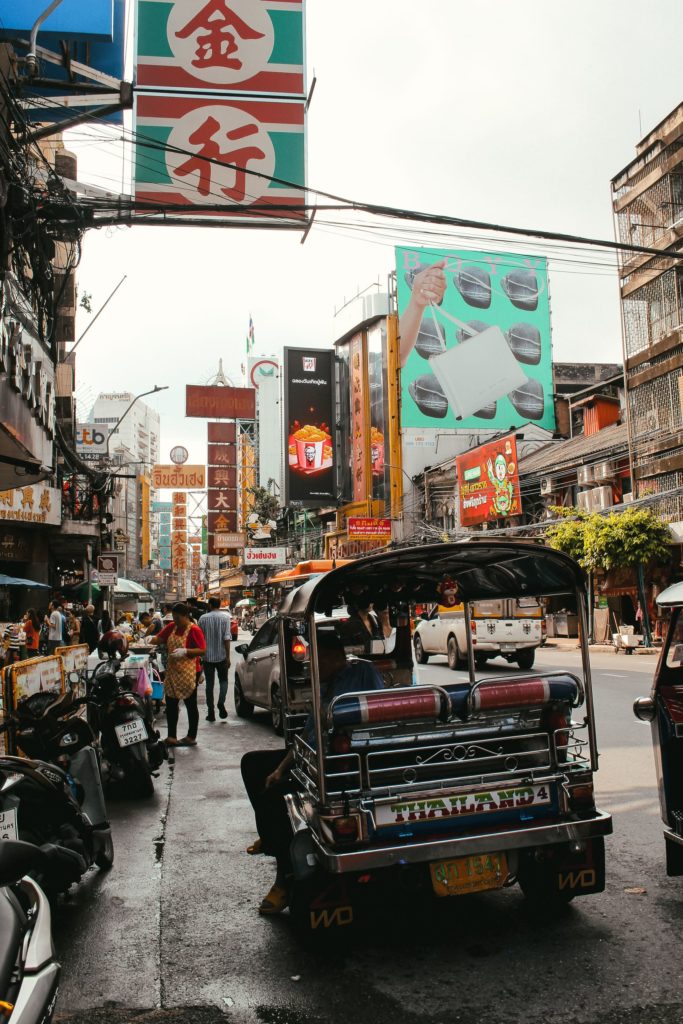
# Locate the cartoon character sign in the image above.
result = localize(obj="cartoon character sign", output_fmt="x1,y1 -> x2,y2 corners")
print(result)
487,451 -> 514,516
456,433 -> 522,527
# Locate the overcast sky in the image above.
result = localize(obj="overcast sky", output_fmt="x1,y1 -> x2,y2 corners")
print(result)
68,0 -> 683,465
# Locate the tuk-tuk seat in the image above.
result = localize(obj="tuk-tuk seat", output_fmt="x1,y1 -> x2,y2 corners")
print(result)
329,687 -> 449,729
466,675 -> 580,715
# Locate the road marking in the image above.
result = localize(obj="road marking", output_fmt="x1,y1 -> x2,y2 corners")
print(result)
604,673 -> 625,678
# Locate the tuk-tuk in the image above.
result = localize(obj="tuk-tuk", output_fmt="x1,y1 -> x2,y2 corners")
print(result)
275,541 -> 612,933
634,581 -> 683,874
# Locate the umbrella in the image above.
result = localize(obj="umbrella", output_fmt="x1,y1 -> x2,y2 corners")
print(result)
0,573 -> 50,588
235,598 -> 256,608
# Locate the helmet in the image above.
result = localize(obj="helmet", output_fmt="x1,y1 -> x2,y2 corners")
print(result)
98,629 -> 129,660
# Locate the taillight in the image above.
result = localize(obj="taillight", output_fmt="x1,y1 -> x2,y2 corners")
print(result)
331,732 -> 351,754
331,816 -> 359,843
470,620 -> 477,634
291,636 -> 308,662
566,782 -> 594,811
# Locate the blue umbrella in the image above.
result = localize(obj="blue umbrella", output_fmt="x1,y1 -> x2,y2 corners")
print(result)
0,573 -> 50,588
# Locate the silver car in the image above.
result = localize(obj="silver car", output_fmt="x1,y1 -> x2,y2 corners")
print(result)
233,617 -> 284,733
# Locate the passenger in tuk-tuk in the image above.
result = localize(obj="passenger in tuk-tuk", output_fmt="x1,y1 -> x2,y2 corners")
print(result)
240,629 -> 385,915
345,589 -> 392,652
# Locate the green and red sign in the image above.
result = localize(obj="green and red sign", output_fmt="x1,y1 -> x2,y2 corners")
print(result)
456,433 -> 522,527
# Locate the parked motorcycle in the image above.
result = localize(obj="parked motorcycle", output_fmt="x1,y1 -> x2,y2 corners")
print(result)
0,688 -> 114,895
0,839 -> 77,1023
88,631 -> 167,798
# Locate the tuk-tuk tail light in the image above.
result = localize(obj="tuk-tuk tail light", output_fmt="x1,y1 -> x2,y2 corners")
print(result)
566,782 -> 594,811
291,636 -> 309,662
331,816 -> 360,843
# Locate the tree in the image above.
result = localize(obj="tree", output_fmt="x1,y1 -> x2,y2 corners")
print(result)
545,506 -> 590,566
246,485 -> 280,523
546,505 -> 670,571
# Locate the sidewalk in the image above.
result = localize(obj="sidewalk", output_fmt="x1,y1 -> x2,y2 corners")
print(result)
544,637 -> 659,655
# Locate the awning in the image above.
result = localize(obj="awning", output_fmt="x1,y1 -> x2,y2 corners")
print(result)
114,578 -> 152,597
63,578 -> 152,601
0,573 -> 50,589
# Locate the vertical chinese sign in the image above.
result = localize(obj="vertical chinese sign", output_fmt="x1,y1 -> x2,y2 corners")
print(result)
207,420 -> 239,555
153,501 -> 173,569
171,491 -> 188,572
134,0 -> 307,223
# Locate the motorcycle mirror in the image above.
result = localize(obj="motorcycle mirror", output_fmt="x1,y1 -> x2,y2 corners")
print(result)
0,839 -> 45,886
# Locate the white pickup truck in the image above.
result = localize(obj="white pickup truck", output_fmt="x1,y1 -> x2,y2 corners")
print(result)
413,598 -> 544,671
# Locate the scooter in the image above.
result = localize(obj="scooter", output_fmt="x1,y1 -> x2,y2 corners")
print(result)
0,840 -> 76,1023
87,662 -> 167,798
0,690 -> 114,895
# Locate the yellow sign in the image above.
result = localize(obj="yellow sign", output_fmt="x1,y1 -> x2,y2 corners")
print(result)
151,465 -> 205,489
140,475 -> 151,567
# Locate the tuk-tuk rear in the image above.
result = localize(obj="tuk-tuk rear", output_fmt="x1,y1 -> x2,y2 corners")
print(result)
634,582 -> 683,874
277,541 -> 612,934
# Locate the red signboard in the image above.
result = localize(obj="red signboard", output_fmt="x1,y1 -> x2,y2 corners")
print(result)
207,465 -> 237,489
186,385 -> 255,420
208,422 -> 236,444
208,488 -> 237,512
208,511 -> 238,534
456,433 -> 523,527
347,517 -> 392,540
208,443 -> 237,467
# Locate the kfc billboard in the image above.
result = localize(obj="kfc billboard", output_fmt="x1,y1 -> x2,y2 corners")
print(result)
456,433 -> 523,527
283,348 -> 335,508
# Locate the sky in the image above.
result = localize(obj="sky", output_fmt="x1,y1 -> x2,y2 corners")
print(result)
67,0 -> 683,466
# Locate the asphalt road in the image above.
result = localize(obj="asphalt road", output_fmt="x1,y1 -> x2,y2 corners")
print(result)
52,641 -> 682,1024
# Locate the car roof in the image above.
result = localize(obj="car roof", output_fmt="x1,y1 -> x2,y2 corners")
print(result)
277,540 -> 584,619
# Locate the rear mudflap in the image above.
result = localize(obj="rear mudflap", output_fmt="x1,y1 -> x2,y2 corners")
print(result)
520,836 -> 606,897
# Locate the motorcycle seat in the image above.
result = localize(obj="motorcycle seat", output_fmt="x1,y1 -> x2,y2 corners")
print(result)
0,887 -> 26,995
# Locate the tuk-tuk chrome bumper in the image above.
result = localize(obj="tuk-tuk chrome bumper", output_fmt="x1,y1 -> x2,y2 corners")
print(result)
304,808 -> 612,875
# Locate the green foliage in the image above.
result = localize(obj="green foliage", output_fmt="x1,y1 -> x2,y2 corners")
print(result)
247,485 -> 280,522
79,291 -> 93,314
545,505 -> 670,570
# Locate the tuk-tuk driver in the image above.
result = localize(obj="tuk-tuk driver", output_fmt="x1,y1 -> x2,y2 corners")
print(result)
240,628 -> 385,915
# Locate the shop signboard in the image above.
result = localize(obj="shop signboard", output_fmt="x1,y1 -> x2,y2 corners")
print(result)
208,488 -> 237,512
97,553 -> 119,585
208,465 -> 237,488
283,347 -> 335,507
152,501 -> 173,512
347,517 -> 392,540
208,511 -> 238,534
396,246 -> 555,432
186,384 -> 256,419
243,546 -> 287,564
152,464 -> 205,488
76,423 -> 110,463
208,422 -> 236,443
350,333 -> 370,502
0,484 -> 61,526
456,433 -> 523,527
135,0 -> 305,96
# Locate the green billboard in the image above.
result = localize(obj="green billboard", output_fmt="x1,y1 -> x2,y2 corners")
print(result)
396,246 -> 555,431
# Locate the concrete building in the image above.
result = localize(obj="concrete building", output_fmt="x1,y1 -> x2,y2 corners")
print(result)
612,102 -> 683,523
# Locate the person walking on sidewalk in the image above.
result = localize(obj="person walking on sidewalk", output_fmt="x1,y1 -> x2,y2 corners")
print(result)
45,601 -> 64,655
151,603 -> 206,747
198,597 -> 231,722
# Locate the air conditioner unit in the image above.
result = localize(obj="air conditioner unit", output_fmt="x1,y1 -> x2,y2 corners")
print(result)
577,465 -> 595,487
591,486 -> 614,511
622,492 -> 634,504
540,476 -> 557,496
594,460 -> 616,482
577,491 -> 592,512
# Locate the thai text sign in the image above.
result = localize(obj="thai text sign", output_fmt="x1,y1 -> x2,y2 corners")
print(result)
0,484 -> 61,526
456,433 -> 522,527
283,347 -> 335,508
134,93 -> 305,221
135,0 -> 305,96
375,784 -> 551,828
347,517 -> 392,540
215,531 -> 245,548
396,246 -> 555,432
152,464 -> 206,488
186,384 -> 256,419
243,546 -> 287,564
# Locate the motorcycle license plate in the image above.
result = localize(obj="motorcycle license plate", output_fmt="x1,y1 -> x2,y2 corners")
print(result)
430,852 -> 508,897
115,720 -> 147,747
0,808 -> 18,842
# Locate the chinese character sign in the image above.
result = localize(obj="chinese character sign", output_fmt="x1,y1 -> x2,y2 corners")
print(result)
456,433 -> 523,527
134,93 -> 305,220
396,246 -> 555,432
135,0 -> 305,96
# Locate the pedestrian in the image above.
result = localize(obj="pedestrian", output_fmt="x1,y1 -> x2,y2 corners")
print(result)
45,601 -> 64,654
3,620 -> 26,666
98,608 -> 113,637
198,597 -> 231,722
140,610 -> 162,638
68,611 -> 81,646
150,603 -> 206,747
23,608 -> 41,658
80,604 -> 99,653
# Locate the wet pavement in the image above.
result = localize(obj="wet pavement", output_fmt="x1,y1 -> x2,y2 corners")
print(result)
52,645 -> 683,1024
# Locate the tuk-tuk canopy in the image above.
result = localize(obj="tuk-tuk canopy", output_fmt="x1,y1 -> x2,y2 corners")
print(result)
278,540 -> 585,619
269,559 -> 352,584
656,581 -> 683,607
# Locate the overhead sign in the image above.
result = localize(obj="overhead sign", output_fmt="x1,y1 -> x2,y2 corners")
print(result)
208,421 -> 236,443
76,423 -> 110,463
243,546 -> 287,564
151,464 -> 205,488
456,433 -> 523,527
396,246 -> 555,432
215,531 -> 246,548
347,517 -> 392,540
97,553 -> 119,586
134,93 -> 305,222
0,485 -> 61,526
186,384 -> 256,419
283,348 -> 335,508
135,0 -> 305,96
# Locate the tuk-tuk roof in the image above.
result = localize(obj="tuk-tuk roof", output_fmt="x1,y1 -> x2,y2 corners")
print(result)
269,559 -> 352,584
277,540 -> 585,618
656,581 -> 683,607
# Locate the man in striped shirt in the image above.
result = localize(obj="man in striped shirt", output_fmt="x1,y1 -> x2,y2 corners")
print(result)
198,597 -> 232,722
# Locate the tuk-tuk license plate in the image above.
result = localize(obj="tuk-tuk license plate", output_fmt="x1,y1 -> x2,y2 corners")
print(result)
0,808 -> 18,842
430,852 -> 508,897
115,720 -> 147,747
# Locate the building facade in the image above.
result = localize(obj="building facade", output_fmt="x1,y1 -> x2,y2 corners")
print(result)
612,102 -> 683,523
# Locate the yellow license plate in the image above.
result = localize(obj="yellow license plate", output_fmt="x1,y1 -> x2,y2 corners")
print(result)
429,852 -> 509,897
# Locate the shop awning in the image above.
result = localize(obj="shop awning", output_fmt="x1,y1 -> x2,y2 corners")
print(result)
0,573 -> 50,588
63,578 -> 152,601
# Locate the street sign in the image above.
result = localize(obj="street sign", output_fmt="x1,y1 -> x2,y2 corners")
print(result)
97,553 -> 119,586
347,517 -> 392,540
243,546 -> 287,565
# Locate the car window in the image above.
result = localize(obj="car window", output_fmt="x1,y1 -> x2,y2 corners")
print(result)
250,619 -> 277,651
